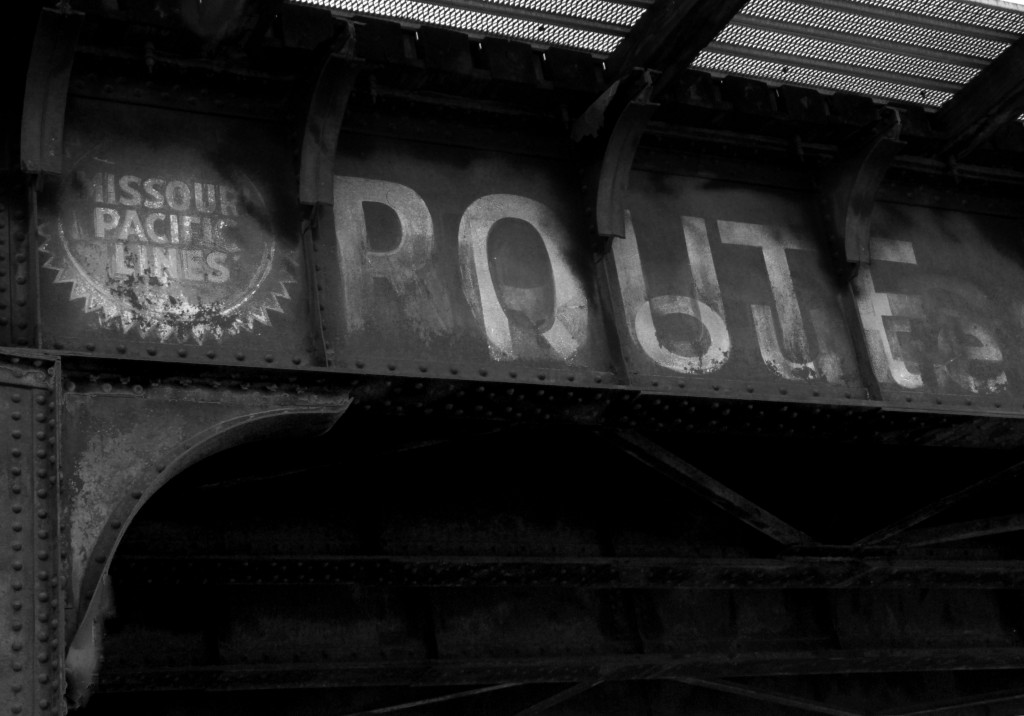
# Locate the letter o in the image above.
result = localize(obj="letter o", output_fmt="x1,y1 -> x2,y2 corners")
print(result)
165,181 -> 191,212
634,295 -> 730,373
458,194 -> 588,362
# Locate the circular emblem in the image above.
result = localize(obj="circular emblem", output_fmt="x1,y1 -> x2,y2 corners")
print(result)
41,162 -> 293,343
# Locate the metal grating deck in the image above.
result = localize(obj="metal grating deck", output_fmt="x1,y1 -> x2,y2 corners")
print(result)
294,0 -> 1024,109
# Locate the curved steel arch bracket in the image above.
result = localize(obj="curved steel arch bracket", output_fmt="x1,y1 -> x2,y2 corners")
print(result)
822,109 -> 903,279
61,386 -> 352,706
21,8 -> 83,175
299,21 -> 361,207
572,70 -> 659,250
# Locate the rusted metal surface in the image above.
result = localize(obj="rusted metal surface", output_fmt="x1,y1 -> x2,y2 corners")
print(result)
59,384 -> 351,701
615,171 -> 867,397
318,132 -> 618,381
18,53 -> 1024,422
46,352 -> 1024,448
36,97 -> 317,366
314,127 -> 1024,417
67,403 -> 1023,707
854,202 -> 1024,410
0,350 -> 62,716
40,359 -> 1024,713
61,389 -> 352,614
11,4 -> 1024,715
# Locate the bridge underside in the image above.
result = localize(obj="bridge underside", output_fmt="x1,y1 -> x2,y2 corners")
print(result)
81,407 -> 1024,716
6,0 -> 1024,714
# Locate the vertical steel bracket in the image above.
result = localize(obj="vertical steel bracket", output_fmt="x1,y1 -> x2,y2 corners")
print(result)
572,69 -> 659,251
20,8 -> 82,176
821,109 -> 903,280
813,111 -> 902,400
298,22 -> 360,365
298,21 -> 360,207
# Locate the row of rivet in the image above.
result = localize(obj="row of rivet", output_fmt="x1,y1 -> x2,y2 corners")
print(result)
0,198 -> 11,345
62,377 -> 316,396
9,194 -> 30,348
6,384 -> 59,715
644,379 -> 859,401
50,341 -> 305,366
309,234 -> 333,368
8,386 -> 26,714
342,360 -> 998,412
345,360 -> 606,385
350,382 -> 907,440
31,387 -> 58,715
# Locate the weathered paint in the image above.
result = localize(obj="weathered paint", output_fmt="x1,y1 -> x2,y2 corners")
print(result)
37,98 -> 316,363
63,398 -> 189,606
854,203 -> 1021,402
619,172 -> 862,391
614,212 -> 731,375
319,134 -> 616,376
458,194 -> 589,363
34,117 -> 1024,414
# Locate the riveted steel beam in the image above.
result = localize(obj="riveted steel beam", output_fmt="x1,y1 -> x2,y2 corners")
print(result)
0,350 -> 61,716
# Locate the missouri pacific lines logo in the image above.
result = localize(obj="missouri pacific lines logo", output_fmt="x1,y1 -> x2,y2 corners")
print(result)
42,167 -> 293,342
